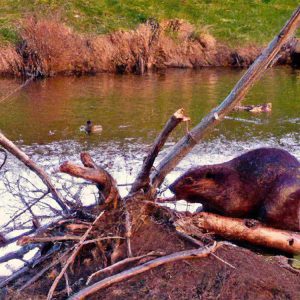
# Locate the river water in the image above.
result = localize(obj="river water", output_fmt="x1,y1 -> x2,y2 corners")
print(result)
0,67 -> 299,274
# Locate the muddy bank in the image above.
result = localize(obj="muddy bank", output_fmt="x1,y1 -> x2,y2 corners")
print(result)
0,18 -> 297,78
3,199 -> 300,299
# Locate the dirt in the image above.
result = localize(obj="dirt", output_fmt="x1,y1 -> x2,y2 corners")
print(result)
0,18 -> 297,78
3,198 -> 300,300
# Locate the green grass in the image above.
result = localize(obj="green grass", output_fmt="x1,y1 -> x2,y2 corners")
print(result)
0,0 -> 298,46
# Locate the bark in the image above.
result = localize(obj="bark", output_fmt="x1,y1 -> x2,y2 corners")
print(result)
0,132 -> 69,213
150,6 -> 300,189
176,212 -> 300,254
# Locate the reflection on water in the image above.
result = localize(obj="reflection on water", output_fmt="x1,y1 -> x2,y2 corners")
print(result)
0,67 -> 299,274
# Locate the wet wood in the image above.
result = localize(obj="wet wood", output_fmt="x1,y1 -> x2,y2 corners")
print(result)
130,108 -> 189,194
0,132 -> 69,213
176,212 -> 300,254
150,7 -> 300,189
60,152 -> 120,207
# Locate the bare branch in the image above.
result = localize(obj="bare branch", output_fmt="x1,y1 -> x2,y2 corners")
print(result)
130,108 -> 189,193
0,132 -> 69,213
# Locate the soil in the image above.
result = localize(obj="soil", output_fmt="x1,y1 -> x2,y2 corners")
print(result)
3,198 -> 300,300
0,18 -> 297,78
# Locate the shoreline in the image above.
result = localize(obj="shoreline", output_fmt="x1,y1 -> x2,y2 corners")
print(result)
0,18 -> 298,78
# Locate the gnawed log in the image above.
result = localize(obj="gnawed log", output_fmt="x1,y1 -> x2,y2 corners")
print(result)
0,132 -> 69,213
175,212 -> 300,254
59,152 -> 120,208
150,6 -> 300,190
131,108 -> 189,194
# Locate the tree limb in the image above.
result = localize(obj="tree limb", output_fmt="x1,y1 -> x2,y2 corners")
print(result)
130,108 -> 189,193
0,132 -> 69,213
175,212 -> 300,254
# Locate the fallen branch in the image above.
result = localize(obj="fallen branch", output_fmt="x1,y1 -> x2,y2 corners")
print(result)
69,242 -> 220,300
0,132 -> 69,213
60,152 -> 120,207
18,235 -> 124,246
150,6 -> 300,189
130,108 -> 189,194
176,212 -> 300,254
47,211 -> 105,300
86,250 -> 165,285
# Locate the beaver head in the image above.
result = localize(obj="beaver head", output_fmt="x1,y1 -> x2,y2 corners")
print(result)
169,164 -> 247,214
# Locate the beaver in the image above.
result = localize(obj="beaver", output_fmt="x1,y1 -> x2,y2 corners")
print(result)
169,148 -> 300,231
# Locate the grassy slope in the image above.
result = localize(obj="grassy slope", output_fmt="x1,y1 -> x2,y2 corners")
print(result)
0,0 -> 298,46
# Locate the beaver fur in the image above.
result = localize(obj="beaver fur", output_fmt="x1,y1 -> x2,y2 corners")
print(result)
169,148 -> 300,231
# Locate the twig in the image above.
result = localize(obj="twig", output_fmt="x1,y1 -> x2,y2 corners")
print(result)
18,235 -> 124,246
86,251 -> 165,285
18,250 -> 71,291
70,242 -> 221,300
125,210 -> 133,257
130,108 -> 189,194
0,148 -> 7,170
47,211 -> 105,300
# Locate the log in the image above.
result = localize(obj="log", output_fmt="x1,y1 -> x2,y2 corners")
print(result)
60,152 -> 120,207
0,132 -> 69,213
130,108 -> 189,194
150,6 -> 300,189
175,212 -> 300,254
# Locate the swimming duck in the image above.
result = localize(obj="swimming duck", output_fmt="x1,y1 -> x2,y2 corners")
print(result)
83,120 -> 103,134
235,103 -> 272,113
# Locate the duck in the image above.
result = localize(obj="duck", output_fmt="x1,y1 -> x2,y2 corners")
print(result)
234,102 -> 272,113
82,120 -> 103,134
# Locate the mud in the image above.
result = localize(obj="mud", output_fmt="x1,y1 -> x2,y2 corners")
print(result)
3,199 -> 300,300
0,18 -> 297,78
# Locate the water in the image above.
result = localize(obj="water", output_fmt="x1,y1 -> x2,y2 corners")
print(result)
0,67 -> 299,275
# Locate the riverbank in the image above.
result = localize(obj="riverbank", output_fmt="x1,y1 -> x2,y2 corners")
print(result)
0,18 -> 298,78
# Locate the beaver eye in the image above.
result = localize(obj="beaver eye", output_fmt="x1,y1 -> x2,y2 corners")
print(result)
184,177 -> 194,184
205,172 -> 215,179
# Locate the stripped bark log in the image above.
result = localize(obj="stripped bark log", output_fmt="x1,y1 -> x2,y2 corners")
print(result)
60,152 -> 120,208
130,108 -> 189,194
69,242 -> 220,300
175,212 -> 300,254
150,6 -> 300,190
0,132 -> 69,213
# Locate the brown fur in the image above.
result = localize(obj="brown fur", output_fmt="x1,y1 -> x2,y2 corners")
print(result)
170,148 -> 300,231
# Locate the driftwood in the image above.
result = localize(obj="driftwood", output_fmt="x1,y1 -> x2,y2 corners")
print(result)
0,132 -> 69,213
130,108 -> 189,194
176,212 -> 300,254
86,250 -> 165,285
60,152 -> 120,208
150,6 -> 300,190
69,242 -> 220,300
